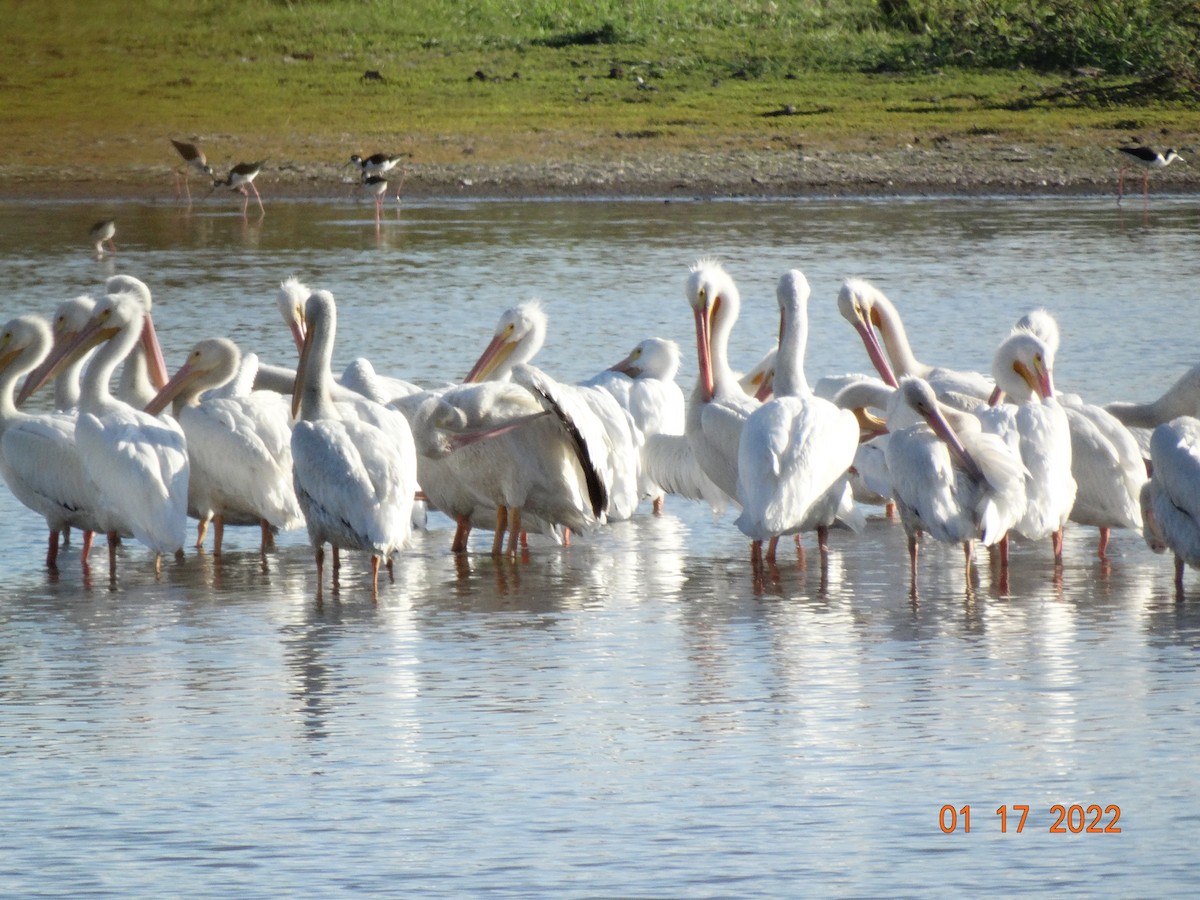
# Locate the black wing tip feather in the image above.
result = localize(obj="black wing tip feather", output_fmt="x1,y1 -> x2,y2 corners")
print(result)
525,379 -> 609,519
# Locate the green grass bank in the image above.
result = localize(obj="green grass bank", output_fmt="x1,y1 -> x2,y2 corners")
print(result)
3,1 -> 1198,197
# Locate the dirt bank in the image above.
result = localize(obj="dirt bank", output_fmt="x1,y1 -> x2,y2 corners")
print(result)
2,141 -> 1195,201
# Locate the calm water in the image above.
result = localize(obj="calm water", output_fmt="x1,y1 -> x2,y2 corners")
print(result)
1,196 -> 1199,896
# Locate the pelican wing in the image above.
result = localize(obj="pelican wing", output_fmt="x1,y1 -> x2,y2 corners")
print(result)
1,414 -> 98,531
179,395 -> 302,529
512,364 -> 609,520
1062,403 -> 1145,530
735,397 -> 860,540
291,417 -> 414,555
642,433 -> 727,510
77,410 -> 189,553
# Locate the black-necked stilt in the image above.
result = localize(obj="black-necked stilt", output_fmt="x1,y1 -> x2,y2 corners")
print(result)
362,175 -> 390,218
349,153 -> 405,178
210,161 -> 265,215
89,219 -> 116,258
1118,146 -> 1182,202
170,138 -> 214,202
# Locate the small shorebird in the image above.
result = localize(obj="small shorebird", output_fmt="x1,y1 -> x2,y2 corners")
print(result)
1118,146 -> 1182,203
210,161 -> 266,215
362,175 -> 390,218
170,138 -> 214,202
349,153 -> 405,178
89,219 -> 116,258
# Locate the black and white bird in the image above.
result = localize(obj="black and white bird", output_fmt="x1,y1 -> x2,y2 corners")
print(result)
170,138 -> 214,202
89,219 -> 116,258
349,153 -> 405,178
1117,146 -> 1182,202
210,161 -> 265,215
362,175 -> 391,217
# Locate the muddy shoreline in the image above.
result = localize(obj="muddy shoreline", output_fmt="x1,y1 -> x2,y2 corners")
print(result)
2,143 -> 1195,201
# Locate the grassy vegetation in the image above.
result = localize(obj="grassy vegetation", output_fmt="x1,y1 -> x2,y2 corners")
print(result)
2,1 -> 1197,178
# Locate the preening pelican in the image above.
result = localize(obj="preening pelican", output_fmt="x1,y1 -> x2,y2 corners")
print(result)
735,270 -> 863,567
22,291 -> 188,575
685,260 -> 760,507
0,316 -> 102,568
980,329 -> 1075,564
585,337 -> 687,513
146,337 -> 302,555
886,377 -> 1025,592
290,290 -> 417,595
411,300 -> 612,554
464,300 -> 639,524
838,278 -> 995,402
1013,309 -> 1145,559
1140,417 -> 1200,590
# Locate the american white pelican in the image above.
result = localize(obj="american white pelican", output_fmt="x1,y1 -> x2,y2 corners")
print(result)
734,270 -> 863,567
885,377 -> 1025,592
464,300 -> 639,523
0,316 -> 103,568
585,337 -> 687,513
1012,309 -> 1145,559
980,329 -> 1076,564
837,278 -> 995,402
274,277 -> 416,406
48,296 -> 96,411
685,260 -> 760,506
409,380 -> 545,553
413,364 -> 609,555
105,274 -> 169,409
290,290 -> 417,595
411,299 -> 613,554
1140,416 -> 1200,590
146,337 -> 302,555
17,295 -> 98,416
21,291 -> 189,575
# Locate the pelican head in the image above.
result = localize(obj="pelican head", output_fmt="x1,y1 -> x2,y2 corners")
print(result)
896,376 -> 985,484
16,291 -> 154,405
53,295 -> 97,340
608,337 -> 681,381
686,259 -> 740,402
145,337 -> 241,417
104,274 -> 167,390
837,278 -> 899,389
992,331 -> 1055,402
463,300 -> 548,383
277,277 -> 311,352
16,295 -> 96,405
0,316 -> 52,383
1013,308 -> 1060,355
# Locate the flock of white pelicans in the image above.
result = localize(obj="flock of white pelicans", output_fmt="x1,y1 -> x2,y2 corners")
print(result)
1,262 -> 1199,597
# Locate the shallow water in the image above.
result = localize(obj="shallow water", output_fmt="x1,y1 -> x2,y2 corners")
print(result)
1,196 -> 1199,896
